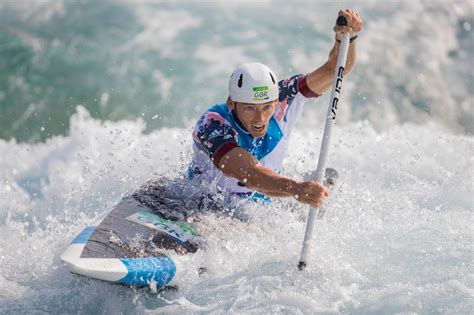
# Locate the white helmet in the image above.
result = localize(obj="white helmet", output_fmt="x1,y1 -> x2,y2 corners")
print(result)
228,62 -> 278,104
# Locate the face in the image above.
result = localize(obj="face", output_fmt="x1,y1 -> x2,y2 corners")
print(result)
229,100 -> 278,138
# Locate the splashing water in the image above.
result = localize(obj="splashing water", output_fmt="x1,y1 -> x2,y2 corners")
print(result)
0,108 -> 472,313
0,0 -> 473,312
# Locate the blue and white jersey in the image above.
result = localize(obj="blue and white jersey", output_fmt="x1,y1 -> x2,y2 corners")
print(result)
189,74 -> 319,198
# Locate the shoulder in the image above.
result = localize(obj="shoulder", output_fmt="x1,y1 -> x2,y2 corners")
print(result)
192,103 -> 240,165
278,74 -> 301,98
206,103 -> 230,116
194,104 -> 232,129
274,74 -> 319,123
193,103 -> 238,146
278,74 -> 319,101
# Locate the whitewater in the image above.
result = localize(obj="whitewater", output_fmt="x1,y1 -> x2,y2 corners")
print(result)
0,0 -> 473,313
0,108 -> 472,313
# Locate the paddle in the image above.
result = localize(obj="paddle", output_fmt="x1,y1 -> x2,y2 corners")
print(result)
298,16 -> 351,270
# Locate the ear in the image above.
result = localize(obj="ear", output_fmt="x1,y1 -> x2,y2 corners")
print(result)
226,97 -> 236,111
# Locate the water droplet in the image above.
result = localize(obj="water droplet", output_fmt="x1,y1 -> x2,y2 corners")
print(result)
463,21 -> 471,32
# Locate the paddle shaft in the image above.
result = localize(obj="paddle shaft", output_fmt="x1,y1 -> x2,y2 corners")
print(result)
298,17 -> 351,270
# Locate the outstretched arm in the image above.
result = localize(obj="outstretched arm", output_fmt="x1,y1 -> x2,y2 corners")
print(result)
218,147 -> 328,208
306,9 -> 363,95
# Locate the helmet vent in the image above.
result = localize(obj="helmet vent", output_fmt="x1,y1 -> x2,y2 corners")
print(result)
238,73 -> 243,88
269,72 -> 276,84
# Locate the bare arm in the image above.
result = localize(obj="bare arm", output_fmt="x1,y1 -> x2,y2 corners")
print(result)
218,147 -> 328,208
306,9 -> 363,95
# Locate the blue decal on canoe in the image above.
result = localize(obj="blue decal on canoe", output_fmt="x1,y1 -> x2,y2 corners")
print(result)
118,256 -> 176,287
72,226 -> 96,244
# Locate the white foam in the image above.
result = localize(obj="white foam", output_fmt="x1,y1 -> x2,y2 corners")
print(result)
118,5 -> 201,58
1,0 -> 473,311
1,107 -> 471,312
194,44 -> 249,77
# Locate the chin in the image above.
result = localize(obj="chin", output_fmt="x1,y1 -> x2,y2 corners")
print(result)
251,128 -> 268,138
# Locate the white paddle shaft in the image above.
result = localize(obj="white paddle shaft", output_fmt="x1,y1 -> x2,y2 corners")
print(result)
298,31 -> 351,270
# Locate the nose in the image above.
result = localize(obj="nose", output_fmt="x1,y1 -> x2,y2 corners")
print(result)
253,109 -> 265,123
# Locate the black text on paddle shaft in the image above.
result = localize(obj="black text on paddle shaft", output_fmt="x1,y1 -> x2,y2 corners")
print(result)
330,66 -> 345,120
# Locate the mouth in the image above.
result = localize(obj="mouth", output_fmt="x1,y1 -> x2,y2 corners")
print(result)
251,124 -> 266,132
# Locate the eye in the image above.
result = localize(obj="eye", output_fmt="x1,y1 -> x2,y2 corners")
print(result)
245,106 -> 256,112
263,105 -> 273,111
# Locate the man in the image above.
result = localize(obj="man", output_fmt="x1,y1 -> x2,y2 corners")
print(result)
189,9 -> 363,209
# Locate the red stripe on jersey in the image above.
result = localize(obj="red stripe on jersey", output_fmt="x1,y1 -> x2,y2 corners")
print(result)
212,142 -> 239,167
298,75 -> 320,98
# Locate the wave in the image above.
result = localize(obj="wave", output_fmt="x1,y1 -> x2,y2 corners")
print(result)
0,107 -> 472,312
0,0 -> 472,142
